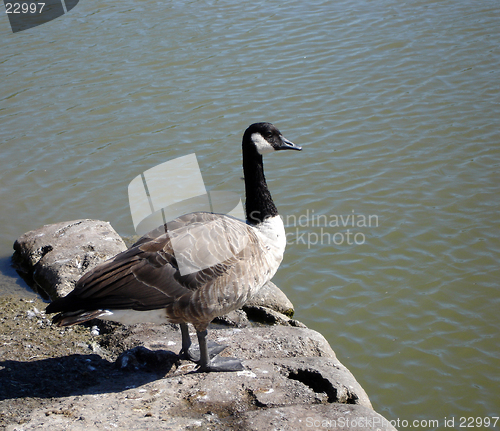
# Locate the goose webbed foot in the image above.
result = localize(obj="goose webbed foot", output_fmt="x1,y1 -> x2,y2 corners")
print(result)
179,323 -> 245,372
184,340 -> 226,362
180,323 -> 225,361
198,355 -> 245,372
195,328 -> 244,372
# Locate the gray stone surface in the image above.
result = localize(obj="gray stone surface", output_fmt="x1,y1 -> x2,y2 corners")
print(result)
246,280 -> 295,317
2,314 -> 395,430
12,219 -> 127,298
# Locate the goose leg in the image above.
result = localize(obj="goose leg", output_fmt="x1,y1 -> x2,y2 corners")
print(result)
179,323 -> 225,363
196,329 -> 245,372
180,323 -> 192,357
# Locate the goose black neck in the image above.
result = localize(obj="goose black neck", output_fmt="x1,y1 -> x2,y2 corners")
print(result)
243,144 -> 278,225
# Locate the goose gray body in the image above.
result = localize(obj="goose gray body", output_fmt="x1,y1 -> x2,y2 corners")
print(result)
46,122 -> 301,372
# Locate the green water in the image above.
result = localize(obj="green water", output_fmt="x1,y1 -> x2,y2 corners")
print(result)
1,0 -> 499,426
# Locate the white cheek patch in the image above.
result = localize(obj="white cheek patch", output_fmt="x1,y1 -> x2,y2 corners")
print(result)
251,133 -> 275,154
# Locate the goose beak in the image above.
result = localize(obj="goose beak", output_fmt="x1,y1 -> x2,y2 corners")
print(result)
277,136 -> 302,151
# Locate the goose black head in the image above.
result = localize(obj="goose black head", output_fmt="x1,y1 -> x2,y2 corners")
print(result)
243,122 -> 302,155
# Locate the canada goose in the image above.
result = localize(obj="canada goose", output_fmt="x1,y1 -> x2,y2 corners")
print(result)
45,122 -> 302,372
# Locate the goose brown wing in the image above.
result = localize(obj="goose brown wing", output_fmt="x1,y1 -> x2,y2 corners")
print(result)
47,213 -> 261,313
45,241 -> 185,313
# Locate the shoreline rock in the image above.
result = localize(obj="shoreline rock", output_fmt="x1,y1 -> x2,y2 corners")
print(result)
12,219 -> 127,299
3,221 -> 397,430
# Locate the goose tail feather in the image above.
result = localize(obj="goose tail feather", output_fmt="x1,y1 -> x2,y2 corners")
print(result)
51,309 -> 108,327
